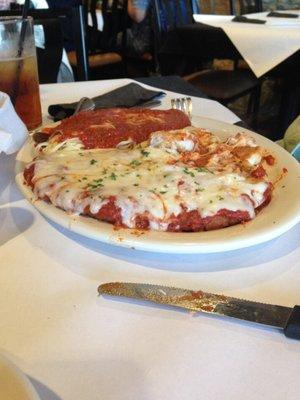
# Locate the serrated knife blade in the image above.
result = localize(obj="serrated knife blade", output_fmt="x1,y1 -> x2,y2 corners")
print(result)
98,282 -> 300,340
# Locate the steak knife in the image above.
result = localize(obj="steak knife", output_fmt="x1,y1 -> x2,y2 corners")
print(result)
98,282 -> 300,340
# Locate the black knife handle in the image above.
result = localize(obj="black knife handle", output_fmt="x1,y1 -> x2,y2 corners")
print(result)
284,306 -> 300,340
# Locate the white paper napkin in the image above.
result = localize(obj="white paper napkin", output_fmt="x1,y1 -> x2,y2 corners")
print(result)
0,92 -> 28,155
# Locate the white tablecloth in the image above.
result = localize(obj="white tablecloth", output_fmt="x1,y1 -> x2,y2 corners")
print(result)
1,79 -> 300,400
193,11 -> 300,77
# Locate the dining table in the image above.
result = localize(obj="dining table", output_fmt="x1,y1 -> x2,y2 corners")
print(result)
160,11 -> 300,137
1,76 -> 300,400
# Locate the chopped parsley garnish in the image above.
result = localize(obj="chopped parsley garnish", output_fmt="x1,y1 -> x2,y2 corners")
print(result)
87,182 -> 103,190
90,159 -> 97,165
66,190 -> 70,193
82,177 -> 88,180
196,167 -> 212,173
183,167 -> 195,177
110,172 -> 117,180
141,149 -> 150,157
163,174 -> 168,178
93,178 -> 103,183
218,196 -> 224,201
209,200 -> 213,204
149,189 -> 156,194
78,152 -> 84,156
133,183 -> 139,186
195,188 -> 204,193
160,191 -> 167,194
130,159 -> 141,167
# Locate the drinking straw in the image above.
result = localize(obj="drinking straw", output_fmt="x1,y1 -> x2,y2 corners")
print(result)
11,0 -> 30,105
17,0 -> 30,57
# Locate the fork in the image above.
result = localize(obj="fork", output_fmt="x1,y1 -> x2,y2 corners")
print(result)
74,97 -> 96,115
171,97 -> 192,118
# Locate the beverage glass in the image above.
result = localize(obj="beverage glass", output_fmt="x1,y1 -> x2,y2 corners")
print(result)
0,17 -> 42,130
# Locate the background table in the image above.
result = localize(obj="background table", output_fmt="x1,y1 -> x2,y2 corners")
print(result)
193,12 -> 300,77
160,23 -> 300,136
1,77 -> 299,400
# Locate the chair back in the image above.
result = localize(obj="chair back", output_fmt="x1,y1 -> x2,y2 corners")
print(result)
89,0 -> 128,52
35,18 -> 64,83
153,0 -> 197,39
229,0 -> 263,15
71,5 -> 89,80
0,6 -> 89,82
151,0 -> 198,74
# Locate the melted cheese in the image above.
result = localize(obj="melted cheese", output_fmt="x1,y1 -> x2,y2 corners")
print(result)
29,128 -> 270,231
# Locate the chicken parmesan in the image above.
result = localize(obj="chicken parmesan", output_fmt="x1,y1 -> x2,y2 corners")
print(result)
38,108 -> 191,150
24,119 -> 276,232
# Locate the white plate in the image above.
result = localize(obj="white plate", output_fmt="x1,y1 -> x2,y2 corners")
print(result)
15,116 -> 300,254
0,354 -> 40,400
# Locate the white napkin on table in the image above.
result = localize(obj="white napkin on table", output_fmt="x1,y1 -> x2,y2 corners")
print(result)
0,92 -> 28,155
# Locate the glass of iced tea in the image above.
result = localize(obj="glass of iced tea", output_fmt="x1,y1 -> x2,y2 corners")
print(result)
0,17 -> 42,130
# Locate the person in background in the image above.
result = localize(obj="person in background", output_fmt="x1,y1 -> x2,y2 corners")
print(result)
128,0 -> 149,23
0,0 -> 15,9
125,0 -> 152,56
86,0 -> 150,57
125,0 -> 199,56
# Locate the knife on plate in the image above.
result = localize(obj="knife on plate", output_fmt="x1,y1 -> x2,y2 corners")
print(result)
98,282 -> 300,340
